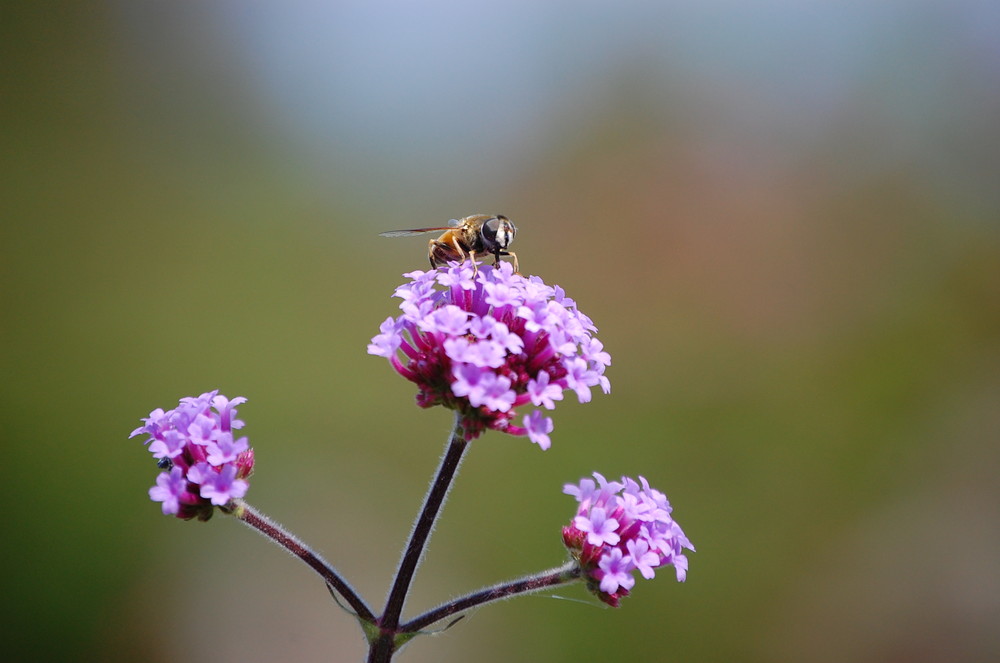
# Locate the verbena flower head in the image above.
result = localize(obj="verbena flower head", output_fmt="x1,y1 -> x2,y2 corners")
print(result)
562,472 -> 694,607
368,261 -> 611,446
130,390 -> 254,521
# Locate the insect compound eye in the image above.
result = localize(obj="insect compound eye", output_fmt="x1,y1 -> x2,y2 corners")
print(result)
483,216 -> 515,250
482,217 -> 499,239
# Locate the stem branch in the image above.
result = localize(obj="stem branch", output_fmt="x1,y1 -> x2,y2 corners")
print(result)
233,500 -> 374,623
402,561 -> 581,634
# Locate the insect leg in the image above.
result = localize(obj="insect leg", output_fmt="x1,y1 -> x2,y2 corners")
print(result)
448,235 -> 477,276
495,250 -> 519,273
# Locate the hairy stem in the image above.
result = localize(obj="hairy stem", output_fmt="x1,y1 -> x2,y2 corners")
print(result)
368,413 -> 469,662
403,561 -> 581,634
232,500 -> 374,623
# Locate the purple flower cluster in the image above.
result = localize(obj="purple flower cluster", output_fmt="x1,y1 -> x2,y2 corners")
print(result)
368,262 -> 610,447
563,473 -> 694,607
130,390 -> 254,520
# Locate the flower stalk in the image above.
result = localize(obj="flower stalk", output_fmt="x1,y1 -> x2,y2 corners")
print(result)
401,561 -> 581,635
233,500 -> 374,624
368,412 -> 470,662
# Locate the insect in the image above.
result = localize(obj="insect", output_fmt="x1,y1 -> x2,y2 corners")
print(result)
380,214 -> 518,273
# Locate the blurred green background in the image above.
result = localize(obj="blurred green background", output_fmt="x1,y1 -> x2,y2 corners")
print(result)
3,2 -> 998,662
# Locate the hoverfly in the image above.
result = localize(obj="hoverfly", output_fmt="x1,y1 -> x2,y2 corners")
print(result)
380,214 -> 518,273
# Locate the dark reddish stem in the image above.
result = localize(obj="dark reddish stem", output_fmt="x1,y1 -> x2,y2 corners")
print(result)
233,500 -> 375,624
402,562 -> 580,634
368,414 -> 469,662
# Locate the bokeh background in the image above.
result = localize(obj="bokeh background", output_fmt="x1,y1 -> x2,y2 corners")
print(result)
3,2 -> 999,661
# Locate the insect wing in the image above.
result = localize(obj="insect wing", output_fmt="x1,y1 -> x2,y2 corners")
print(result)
379,227 -> 453,238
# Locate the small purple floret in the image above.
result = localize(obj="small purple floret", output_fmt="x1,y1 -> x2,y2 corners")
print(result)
148,466 -> 189,515
522,410 -> 554,450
